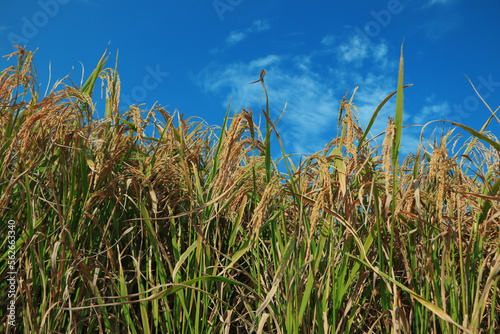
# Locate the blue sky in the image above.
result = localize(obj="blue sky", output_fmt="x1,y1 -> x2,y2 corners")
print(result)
1,0 -> 499,160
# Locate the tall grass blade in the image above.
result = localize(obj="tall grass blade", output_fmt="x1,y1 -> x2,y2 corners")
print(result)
357,84 -> 412,151
392,41 -> 405,166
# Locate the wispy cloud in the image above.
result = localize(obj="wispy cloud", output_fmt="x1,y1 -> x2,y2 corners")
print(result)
413,102 -> 450,124
251,19 -> 271,32
424,0 -> 457,8
226,32 -> 246,45
335,34 -> 389,69
197,31 -> 432,157
195,55 -> 340,155
417,0 -> 461,38
321,34 -> 336,47
417,14 -> 461,40
226,19 -> 271,46
372,43 -> 388,66
337,35 -> 369,65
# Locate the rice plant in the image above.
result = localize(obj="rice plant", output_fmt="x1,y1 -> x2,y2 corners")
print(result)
0,45 -> 499,333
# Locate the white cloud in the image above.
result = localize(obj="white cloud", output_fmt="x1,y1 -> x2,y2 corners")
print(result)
335,35 -> 389,70
413,102 -> 450,124
424,0 -> 457,7
197,31 -> 430,157
417,14 -> 461,39
226,32 -> 246,46
321,34 -> 336,47
196,55 -> 340,155
373,43 -> 388,64
412,0 -> 462,39
251,19 -> 271,32
337,35 -> 369,65
195,55 -> 281,103
292,55 -> 312,72
226,19 -> 271,46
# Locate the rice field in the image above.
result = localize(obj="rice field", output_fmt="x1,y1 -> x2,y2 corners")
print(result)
1,45 -> 499,333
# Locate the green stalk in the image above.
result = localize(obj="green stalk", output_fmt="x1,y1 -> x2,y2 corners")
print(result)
250,70 -> 272,183
390,41 -> 405,272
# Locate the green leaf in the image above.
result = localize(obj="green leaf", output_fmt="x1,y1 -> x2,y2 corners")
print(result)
81,46 -> 109,97
171,240 -> 197,282
392,41 -> 405,166
451,121 -> 500,152
298,270 -> 315,326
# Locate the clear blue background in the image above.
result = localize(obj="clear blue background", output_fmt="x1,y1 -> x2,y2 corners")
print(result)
1,0 -> 499,159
